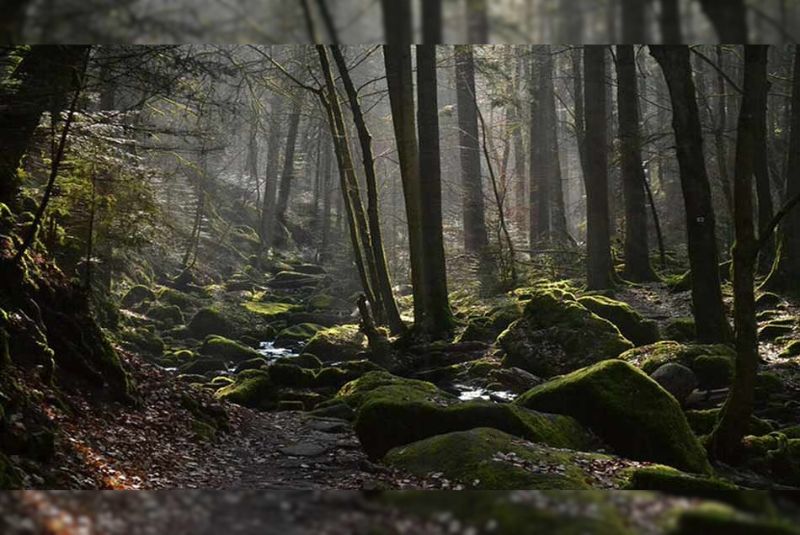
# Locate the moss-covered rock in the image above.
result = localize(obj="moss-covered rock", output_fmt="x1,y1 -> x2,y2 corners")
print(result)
267,271 -> 323,289
148,304 -> 185,327
498,290 -> 633,378
242,300 -> 302,321
215,369 -> 277,410
335,371 -> 455,410
692,355 -> 735,389
621,465 -> 736,492
578,295 -> 660,346
516,360 -> 711,474
685,409 -> 773,437
179,357 -> 228,375
268,363 -> 316,388
121,285 -> 156,308
356,391 -> 594,460
385,428 -> 606,490
304,324 -> 367,362
759,321 -> 795,341
233,357 -> 268,373
188,308 -> 234,339
121,328 -> 165,357
157,287 -> 203,309
778,340 -> 800,359
200,336 -> 261,363
619,341 -> 735,377
756,292 -> 783,310
664,317 -> 697,343
274,323 -> 324,347
283,353 -> 323,370
671,503 -> 798,535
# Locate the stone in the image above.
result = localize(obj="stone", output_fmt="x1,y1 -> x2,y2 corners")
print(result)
650,363 -> 698,406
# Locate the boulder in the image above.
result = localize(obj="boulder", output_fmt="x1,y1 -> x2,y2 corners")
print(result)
147,304 -> 185,327
268,363 -> 316,388
577,295 -> 660,346
242,301 -> 302,321
498,290 -> 633,377
304,324 -> 367,362
385,428 -> 604,490
233,357 -> 268,373
215,369 -> 277,410
267,271 -> 323,289
664,317 -> 697,343
650,363 -> 698,406
274,323 -> 324,348
487,367 -> 543,394
200,336 -> 261,363
619,341 -> 735,383
692,354 -> 734,389
188,308 -> 234,339
516,360 -> 712,474
179,357 -> 227,375
121,285 -> 156,309
283,353 -> 323,370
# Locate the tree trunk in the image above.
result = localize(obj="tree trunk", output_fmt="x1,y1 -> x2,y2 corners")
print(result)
764,46 -> 800,294
583,45 -> 615,290
659,0 -> 683,44
542,47 -> 568,243
466,0 -> 489,42
698,0 -> 748,43
422,0 -> 443,44
529,48 -> 551,245
751,49 -> 775,274
331,45 -> 404,334
709,45 -> 763,463
455,45 -> 489,255
260,92 -> 284,248
616,45 -> 658,282
621,0 -> 647,43
572,47 -> 589,188
416,44 -> 454,336
512,51 -> 527,232
273,94 -> 304,245
651,45 -> 731,344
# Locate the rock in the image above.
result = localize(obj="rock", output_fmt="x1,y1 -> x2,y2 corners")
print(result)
664,317 -> 697,343
759,321 -> 795,341
234,357 -> 268,373
201,336 -> 261,363
277,401 -> 306,412
180,357 -> 227,375
685,409 -> 773,437
280,442 -> 329,457
147,304 -> 185,327
293,264 -> 327,275
650,363 -> 698,406
304,324 -> 367,362
756,292 -> 783,310
692,354 -> 734,389
622,465 -> 737,493
577,295 -> 660,346
268,363 -> 316,388
121,285 -> 156,309
335,371 -> 455,410
755,372 -> 785,402
487,367 -> 543,394
779,340 -> 800,359
516,360 -> 712,474
242,301 -> 302,321
498,289 -> 633,378
307,418 -> 350,433
619,341 -> 735,376
188,308 -> 234,339
157,287 -> 203,309
386,428 -> 614,490
267,271 -> 323,289
215,369 -> 277,410
350,373 -> 592,459
283,353 -> 323,370
121,328 -> 164,357
274,323 -> 324,348
456,303 -> 523,344
672,503 -> 799,535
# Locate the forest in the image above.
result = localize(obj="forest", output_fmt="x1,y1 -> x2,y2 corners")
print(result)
3,1 -> 800,532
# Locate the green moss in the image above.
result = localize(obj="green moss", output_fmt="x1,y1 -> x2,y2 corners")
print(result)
759,322 -> 795,341
233,357 -> 267,373
179,357 -> 227,375
121,285 -> 156,308
201,336 -> 261,363
385,428 -> 603,490
619,341 -> 736,375
664,317 -> 697,343
242,300 -> 302,320
498,290 -> 633,377
188,308 -> 234,339
307,294 -> 335,310
304,324 -> 367,362
275,323 -> 324,346
283,353 -> 323,370
335,371 -> 454,410
356,396 -> 594,460
157,287 -> 203,309
148,304 -> 185,327
622,465 -> 736,492
121,328 -> 165,356
215,369 -> 277,410
671,503 -> 798,535
578,295 -> 659,346
693,355 -> 734,389
779,340 -> 800,359
516,360 -> 712,474
686,409 -> 773,437
269,363 -> 316,388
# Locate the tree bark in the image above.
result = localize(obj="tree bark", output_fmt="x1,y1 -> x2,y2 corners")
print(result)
659,0 -> 683,44
698,0 -> 748,43
466,0 -> 489,42
651,45 -> 731,344
273,94 -> 304,245
621,0 -> 647,43
764,46 -> 800,294
260,91 -> 284,248
529,48 -> 551,245
583,45 -> 615,290
422,0 -> 443,44
709,45 -> 763,463
616,45 -> 658,282
455,45 -> 489,255
751,48 -> 775,274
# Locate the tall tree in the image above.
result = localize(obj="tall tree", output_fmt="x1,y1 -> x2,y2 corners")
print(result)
616,45 -> 658,282
583,45 -> 615,290
260,92 -> 284,247
422,0 -> 443,44
651,45 -> 731,344
273,93 -> 304,244
511,50 -> 527,232
751,47 -> 775,274
455,45 -> 489,254
330,45 -> 404,333
698,0 -> 748,43
529,48 -> 551,244
709,45 -> 764,462
764,46 -> 800,294
416,44 -> 454,335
